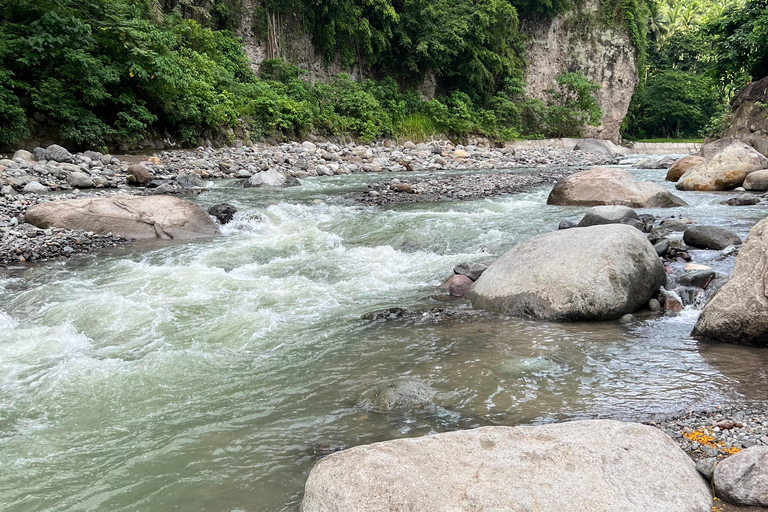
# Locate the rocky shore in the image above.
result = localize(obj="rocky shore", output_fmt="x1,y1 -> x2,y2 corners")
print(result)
358,168 -> 579,205
0,141 -> 618,265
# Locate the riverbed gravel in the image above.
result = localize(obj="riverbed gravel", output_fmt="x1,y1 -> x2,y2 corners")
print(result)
650,402 -> 768,461
358,168 -> 579,204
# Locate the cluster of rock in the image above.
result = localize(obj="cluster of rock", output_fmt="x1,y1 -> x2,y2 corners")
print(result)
158,140 -> 619,183
661,138 -> 768,192
359,169 -> 577,205
436,166 -> 748,324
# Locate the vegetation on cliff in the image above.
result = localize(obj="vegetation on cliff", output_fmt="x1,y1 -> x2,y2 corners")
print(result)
0,0 -> 611,149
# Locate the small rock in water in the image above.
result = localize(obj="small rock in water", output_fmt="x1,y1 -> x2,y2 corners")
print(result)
558,219 -> 577,230
619,314 -> 636,323
678,270 -> 716,289
648,298 -> 661,312
453,262 -> 488,281
208,203 -> 238,224
654,240 -> 669,257
447,274 -> 473,297
720,194 -> 760,206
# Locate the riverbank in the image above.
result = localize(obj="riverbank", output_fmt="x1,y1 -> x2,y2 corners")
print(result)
0,140 -> 621,265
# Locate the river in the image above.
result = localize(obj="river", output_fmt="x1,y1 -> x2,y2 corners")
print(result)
1,162 -> 767,511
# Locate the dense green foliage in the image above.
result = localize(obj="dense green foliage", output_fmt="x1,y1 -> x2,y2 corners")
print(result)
622,0 -> 749,139
0,0 -> 608,149
705,0 -> 768,91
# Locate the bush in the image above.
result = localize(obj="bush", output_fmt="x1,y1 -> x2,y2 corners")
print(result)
544,72 -> 602,137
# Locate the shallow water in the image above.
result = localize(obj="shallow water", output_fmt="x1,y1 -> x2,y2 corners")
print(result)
1,162 -> 768,511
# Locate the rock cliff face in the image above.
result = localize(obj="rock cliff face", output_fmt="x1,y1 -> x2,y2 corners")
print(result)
236,0 -> 638,138
523,0 -> 638,142
236,0 -> 369,83
724,76 -> 768,137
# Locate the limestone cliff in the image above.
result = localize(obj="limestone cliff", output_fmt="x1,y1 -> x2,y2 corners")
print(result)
236,0 -> 638,141
523,0 -> 638,142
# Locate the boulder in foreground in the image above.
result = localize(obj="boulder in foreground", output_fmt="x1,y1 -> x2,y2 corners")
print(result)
714,446 -> 768,506
26,195 -> 221,240
692,217 -> 768,346
547,167 -> 687,208
676,140 -> 768,191
465,224 -> 666,321
301,420 -> 711,512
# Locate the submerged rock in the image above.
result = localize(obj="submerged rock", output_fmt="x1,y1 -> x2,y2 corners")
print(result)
547,167 -> 687,208
301,420 -> 712,512
719,194 -> 761,206
466,224 -> 666,321
692,217 -> 768,346
357,379 -> 437,412
25,195 -> 221,240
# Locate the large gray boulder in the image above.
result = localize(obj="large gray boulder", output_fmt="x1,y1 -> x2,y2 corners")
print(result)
677,140 -> 768,191
44,144 -> 73,163
714,447 -> 768,506
692,217 -> 768,345
574,138 -> 616,156
25,195 -> 221,240
465,224 -> 666,321
548,167 -> 687,208
301,420 -> 712,512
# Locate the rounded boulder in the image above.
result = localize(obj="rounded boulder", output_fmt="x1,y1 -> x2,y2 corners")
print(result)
25,195 -> 222,240
301,420 -> 712,512
547,167 -> 687,208
465,224 -> 666,321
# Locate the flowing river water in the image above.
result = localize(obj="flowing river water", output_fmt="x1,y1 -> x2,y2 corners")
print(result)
2,162 -> 768,511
